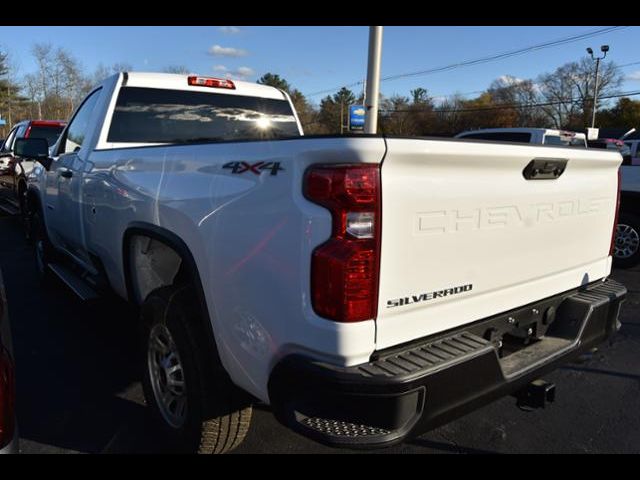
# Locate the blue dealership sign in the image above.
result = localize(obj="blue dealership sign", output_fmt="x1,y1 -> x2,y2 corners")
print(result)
349,105 -> 365,131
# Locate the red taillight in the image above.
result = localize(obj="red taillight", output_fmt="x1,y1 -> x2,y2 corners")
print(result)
0,346 -> 15,448
187,76 -> 235,90
610,168 -> 622,257
305,164 -> 381,322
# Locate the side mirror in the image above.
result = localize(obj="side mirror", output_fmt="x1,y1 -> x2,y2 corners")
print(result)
13,138 -> 52,170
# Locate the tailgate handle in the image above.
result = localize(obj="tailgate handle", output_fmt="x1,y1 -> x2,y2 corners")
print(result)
523,158 -> 567,180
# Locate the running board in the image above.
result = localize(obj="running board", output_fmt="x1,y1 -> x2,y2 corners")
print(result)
0,198 -> 19,216
48,263 -> 99,301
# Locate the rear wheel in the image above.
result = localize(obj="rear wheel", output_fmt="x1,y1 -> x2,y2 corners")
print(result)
613,212 -> 640,269
140,285 -> 252,454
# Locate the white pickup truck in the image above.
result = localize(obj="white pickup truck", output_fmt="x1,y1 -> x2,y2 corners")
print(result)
17,72 -> 626,453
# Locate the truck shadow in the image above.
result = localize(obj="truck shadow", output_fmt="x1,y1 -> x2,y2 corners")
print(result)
0,213 -> 169,453
407,437 -> 498,454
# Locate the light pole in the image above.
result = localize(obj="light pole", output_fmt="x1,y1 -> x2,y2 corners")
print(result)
364,26 -> 383,134
587,44 -> 609,129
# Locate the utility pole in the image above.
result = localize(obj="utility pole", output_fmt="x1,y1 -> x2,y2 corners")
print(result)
586,45 -> 609,129
364,26 -> 383,134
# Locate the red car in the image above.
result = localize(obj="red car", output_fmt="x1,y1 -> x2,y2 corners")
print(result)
0,120 -> 66,215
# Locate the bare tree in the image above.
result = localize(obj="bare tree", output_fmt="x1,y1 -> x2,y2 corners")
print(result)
56,48 -> 84,114
23,73 -> 42,119
488,76 -> 546,127
380,95 -> 415,135
90,62 -> 132,89
32,43 -> 53,101
537,58 -> 622,129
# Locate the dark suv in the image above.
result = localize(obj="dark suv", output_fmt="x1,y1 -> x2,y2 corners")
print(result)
0,120 -> 66,214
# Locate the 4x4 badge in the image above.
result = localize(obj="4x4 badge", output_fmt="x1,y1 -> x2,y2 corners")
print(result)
223,161 -> 284,176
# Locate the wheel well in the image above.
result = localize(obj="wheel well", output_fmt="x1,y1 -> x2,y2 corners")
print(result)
126,234 -> 183,305
122,224 -> 223,366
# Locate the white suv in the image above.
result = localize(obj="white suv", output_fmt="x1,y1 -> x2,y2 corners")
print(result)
455,128 -> 587,147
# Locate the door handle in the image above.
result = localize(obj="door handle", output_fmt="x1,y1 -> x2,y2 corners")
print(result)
60,169 -> 73,179
523,158 -> 568,180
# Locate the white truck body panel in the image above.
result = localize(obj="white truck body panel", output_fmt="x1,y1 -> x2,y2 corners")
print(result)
80,137 -> 385,400
29,72 -> 622,405
377,138 -> 619,348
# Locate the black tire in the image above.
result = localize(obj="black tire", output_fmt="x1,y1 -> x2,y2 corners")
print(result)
613,212 -> 640,269
32,210 -> 55,284
140,285 -> 252,454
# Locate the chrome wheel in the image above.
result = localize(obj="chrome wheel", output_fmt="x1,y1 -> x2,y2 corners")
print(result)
614,223 -> 640,259
147,324 -> 187,429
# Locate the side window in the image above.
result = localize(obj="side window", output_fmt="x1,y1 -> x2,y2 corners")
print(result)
15,124 -> 28,140
62,89 -> 102,154
1,127 -> 18,152
543,135 -> 562,146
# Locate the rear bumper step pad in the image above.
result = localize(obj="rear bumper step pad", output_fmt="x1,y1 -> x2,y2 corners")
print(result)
268,279 -> 626,448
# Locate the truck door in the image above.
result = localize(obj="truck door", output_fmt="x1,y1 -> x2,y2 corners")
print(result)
46,88 -> 102,263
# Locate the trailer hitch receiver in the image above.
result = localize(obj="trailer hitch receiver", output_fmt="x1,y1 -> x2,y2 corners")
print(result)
514,379 -> 556,410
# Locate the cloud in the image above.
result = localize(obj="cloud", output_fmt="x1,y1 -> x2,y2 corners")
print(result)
211,65 -> 255,80
219,26 -> 241,34
496,75 -> 525,85
626,70 -> 640,81
235,66 -> 254,77
208,45 -> 248,57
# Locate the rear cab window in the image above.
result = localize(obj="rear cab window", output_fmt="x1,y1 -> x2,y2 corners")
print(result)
27,125 -> 65,147
106,87 -> 301,145
460,132 -> 532,143
543,133 -> 586,147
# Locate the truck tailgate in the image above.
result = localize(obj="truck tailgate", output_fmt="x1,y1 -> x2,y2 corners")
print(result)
376,138 -> 621,349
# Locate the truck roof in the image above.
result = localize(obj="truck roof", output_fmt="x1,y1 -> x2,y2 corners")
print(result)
121,72 -> 288,101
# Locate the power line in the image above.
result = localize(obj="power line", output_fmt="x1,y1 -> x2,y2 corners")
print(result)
380,90 -> 640,114
400,59 -> 640,105
422,59 -> 640,104
381,27 -> 628,83
307,26 -> 629,97
618,60 -> 640,69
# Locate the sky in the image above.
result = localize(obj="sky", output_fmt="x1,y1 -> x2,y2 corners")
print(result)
1,26 -> 639,105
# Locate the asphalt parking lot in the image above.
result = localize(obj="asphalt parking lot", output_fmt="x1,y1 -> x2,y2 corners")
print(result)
0,209 -> 638,454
